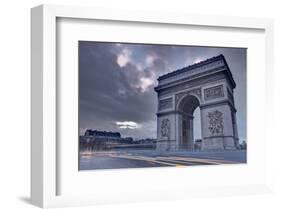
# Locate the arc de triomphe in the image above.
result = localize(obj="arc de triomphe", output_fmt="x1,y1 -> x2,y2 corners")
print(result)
155,54 -> 239,151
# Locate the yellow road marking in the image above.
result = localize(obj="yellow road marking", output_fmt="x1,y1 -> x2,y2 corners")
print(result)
166,156 -> 236,164
155,158 -> 199,165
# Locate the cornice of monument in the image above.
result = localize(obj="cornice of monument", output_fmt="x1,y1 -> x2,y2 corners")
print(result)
156,54 -> 236,89
155,67 -> 226,93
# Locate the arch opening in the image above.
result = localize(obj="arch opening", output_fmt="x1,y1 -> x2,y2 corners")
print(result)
177,95 -> 201,151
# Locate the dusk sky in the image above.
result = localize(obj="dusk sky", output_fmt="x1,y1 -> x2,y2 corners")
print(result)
79,41 -> 246,142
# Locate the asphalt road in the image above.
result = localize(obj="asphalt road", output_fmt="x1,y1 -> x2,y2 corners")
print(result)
79,149 -> 246,170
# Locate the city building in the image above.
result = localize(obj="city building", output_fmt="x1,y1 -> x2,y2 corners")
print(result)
80,129 -> 133,151
84,129 -> 121,139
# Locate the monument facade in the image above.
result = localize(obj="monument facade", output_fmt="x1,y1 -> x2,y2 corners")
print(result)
155,55 -> 239,151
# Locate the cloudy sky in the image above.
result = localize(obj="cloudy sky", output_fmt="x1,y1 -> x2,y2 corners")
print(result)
79,41 -> 246,142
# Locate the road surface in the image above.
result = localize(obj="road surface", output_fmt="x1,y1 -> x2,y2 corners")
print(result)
79,149 -> 246,170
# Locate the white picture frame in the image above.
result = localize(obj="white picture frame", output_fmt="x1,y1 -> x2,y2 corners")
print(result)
31,4 -> 274,208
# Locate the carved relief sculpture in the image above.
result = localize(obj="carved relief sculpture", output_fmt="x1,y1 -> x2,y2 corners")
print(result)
204,85 -> 224,100
208,110 -> 224,135
159,97 -> 173,111
161,118 -> 170,138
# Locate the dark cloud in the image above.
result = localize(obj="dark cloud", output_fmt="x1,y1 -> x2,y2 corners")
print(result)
79,41 -> 246,141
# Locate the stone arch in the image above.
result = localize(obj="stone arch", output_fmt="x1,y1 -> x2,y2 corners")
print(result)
177,93 -> 201,113
155,55 -> 239,151
177,94 -> 201,150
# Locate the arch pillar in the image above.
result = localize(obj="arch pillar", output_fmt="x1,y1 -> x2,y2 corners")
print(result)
200,101 -> 238,150
156,112 -> 178,151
